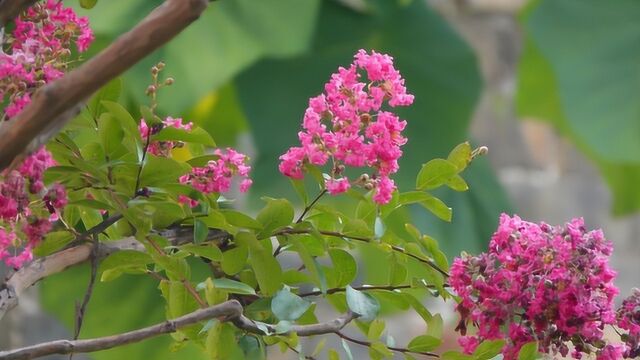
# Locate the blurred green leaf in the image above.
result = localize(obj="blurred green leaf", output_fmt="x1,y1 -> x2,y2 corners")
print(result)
271,288 -> 312,321
517,342 -> 540,360
518,0 -> 640,215
407,335 -> 442,352
345,285 -> 380,321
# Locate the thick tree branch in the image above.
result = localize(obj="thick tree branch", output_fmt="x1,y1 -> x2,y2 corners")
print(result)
0,0 -> 35,26
0,300 -> 244,360
0,0 -> 209,170
0,227 -> 230,321
0,301 -> 358,360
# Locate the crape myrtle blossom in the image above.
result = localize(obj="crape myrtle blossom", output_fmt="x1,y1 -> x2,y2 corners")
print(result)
139,116 -> 193,157
137,117 -> 253,206
0,0 -> 92,269
278,50 -> 413,204
178,148 -> 252,207
617,289 -> 640,358
451,214 -> 620,360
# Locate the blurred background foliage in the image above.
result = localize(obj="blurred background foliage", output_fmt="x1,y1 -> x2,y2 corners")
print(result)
35,0 -> 640,358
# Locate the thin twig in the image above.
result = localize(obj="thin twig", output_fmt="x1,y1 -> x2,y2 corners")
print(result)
275,228 -> 450,277
335,331 -> 439,358
299,284 -> 414,298
296,189 -> 327,223
71,235 -> 100,357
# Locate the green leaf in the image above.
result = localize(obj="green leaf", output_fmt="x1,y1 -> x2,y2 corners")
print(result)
518,0 -> 640,214
271,288 -> 312,321
180,243 -> 222,262
367,319 -> 385,341
221,245 -> 249,275
256,198 -> 294,237
426,313 -> 443,338
407,335 -> 442,352
329,249 -> 358,287
416,159 -> 458,190
345,285 -> 380,322
34,231 -> 75,257
342,218 -> 373,238
419,193 -> 452,222
517,342 -> 539,360
153,126 -> 216,147
87,77 -> 121,119
220,209 -> 263,230
79,0 -> 98,9
99,250 -> 153,282
194,219 -> 208,244
446,174 -> 469,192
447,142 -> 472,171
473,340 -> 505,360
442,351 -> 473,360
139,156 -> 190,188
211,278 -> 256,295
101,100 -> 142,145
243,232 -> 283,296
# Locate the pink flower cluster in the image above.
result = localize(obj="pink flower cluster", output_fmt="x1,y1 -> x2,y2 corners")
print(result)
178,148 -> 252,207
0,149 -> 66,268
617,289 -> 640,358
451,214 -> 619,360
0,0 -> 90,269
278,50 -> 413,204
1,0 -> 93,118
139,116 -> 193,157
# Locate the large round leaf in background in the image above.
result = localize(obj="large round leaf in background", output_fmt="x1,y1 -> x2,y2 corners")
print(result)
236,0 -> 510,255
517,0 -> 640,215
70,0 -> 321,113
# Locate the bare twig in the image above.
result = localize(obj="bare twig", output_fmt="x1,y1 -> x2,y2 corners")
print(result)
0,300 -> 244,360
71,235 -> 100,353
0,302 -> 359,360
0,227 -> 230,321
336,331 -> 439,358
231,311 -> 357,337
296,189 -> 327,224
0,0 -> 36,26
299,284 -> 414,298
275,228 -> 450,277
0,0 -> 210,171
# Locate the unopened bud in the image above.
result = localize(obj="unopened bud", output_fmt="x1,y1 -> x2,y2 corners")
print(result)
360,113 -> 371,124
145,85 -> 157,95
151,66 -> 159,75
364,182 -> 374,190
471,146 -> 489,159
156,62 -> 165,70
164,77 -> 175,86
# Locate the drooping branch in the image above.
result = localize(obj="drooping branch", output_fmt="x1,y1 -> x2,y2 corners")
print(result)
0,0 -> 36,26
275,228 -> 450,277
0,301 -> 359,360
0,0 -> 210,171
0,300 -> 243,360
0,227 -> 230,321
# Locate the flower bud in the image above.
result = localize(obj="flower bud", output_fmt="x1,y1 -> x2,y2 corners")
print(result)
145,85 -> 157,95
164,77 -> 175,86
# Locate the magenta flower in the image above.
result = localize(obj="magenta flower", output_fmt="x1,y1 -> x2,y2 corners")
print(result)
451,214 -> 619,359
278,50 -> 413,204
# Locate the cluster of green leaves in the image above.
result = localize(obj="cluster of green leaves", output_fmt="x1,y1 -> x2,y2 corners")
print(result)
517,0 -> 640,215
37,70 -> 493,359
38,0 -> 516,359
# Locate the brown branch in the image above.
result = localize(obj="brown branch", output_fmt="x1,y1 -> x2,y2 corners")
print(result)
71,236 -> 100,348
0,301 -> 359,360
299,284 -> 414,298
336,331 -> 439,358
0,0 -> 36,26
0,227 -> 230,321
231,311 -> 357,337
0,300 -> 244,360
0,0 -> 209,171
275,228 -> 450,277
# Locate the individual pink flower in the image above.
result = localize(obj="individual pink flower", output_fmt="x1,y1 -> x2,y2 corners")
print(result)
139,116 -> 193,157
278,50 -> 413,204
325,177 -> 350,195
458,336 -> 479,354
